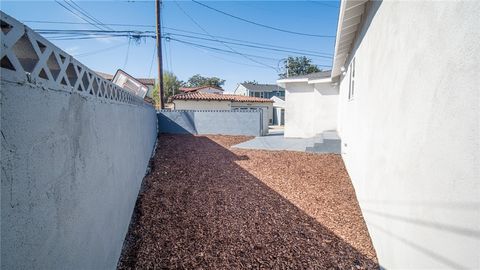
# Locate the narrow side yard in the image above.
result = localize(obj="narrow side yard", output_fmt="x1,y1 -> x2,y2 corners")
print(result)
118,134 -> 378,269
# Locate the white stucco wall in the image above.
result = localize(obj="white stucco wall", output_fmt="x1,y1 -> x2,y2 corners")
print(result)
283,82 -> 338,138
234,84 -> 248,96
313,82 -> 338,133
1,81 -> 157,270
173,100 -> 231,110
336,1 -> 480,269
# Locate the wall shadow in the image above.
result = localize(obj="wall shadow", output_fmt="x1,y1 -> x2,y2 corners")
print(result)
118,134 -> 379,269
157,112 -> 197,135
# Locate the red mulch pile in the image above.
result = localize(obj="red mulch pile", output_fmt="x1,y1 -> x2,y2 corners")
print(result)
117,134 -> 378,269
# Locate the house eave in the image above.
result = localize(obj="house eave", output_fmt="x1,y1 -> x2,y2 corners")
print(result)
276,78 -> 309,84
308,78 -> 332,84
331,0 -> 368,78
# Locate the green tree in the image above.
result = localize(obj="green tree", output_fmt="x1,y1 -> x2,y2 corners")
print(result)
186,74 -> 225,88
243,80 -> 258,85
152,71 -> 183,106
279,56 -> 321,78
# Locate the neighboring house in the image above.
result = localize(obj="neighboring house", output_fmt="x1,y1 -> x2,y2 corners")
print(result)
171,92 -> 273,127
179,86 -> 224,94
277,71 -> 338,138
234,83 -> 285,100
270,96 -> 285,126
137,78 -> 156,97
330,1 -> 479,269
96,71 -> 156,98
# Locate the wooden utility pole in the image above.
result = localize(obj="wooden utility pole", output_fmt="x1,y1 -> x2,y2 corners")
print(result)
155,0 -> 165,109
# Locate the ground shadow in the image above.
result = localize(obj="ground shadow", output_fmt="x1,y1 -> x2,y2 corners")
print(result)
118,134 -> 379,269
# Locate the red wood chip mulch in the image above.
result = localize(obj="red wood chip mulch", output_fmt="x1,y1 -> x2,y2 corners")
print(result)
118,134 -> 379,269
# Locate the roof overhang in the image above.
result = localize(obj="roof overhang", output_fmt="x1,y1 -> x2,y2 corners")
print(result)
308,78 -> 332,84
276,78 -> 309,84
331,0 -> 368,78
276,77 -> 331,86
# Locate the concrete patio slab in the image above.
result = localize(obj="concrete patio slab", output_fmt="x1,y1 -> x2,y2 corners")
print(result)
232,130 -> 341,154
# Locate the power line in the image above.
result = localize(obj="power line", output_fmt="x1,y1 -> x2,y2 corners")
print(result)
307,0 -> 340,9
39,29 -> 332,59
148,45 -> 156,78
29,22 -> 333,56
174,1 -> 276,70
74,42 -> 129,57
185,42 -> 279,70
66,0 -> 114,31
23,20 -> 155,28
48,35 -> 127,41
174,38 -> 331,68
123,38 -> 131,69
191,0 -> 335,38
170,38 -> 280,62
37,29 -> 333,65
167,37 -> 173,74
55,0 -> 105,30
50,33 -> 331,69
164,26 -> 332,57
170,32 -> 332,59
34,29 -> 332,66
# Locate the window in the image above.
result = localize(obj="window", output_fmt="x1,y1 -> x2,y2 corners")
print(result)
348,57 -> 355,101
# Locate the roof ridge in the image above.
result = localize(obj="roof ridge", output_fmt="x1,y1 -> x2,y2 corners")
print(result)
172,92 -> 273,103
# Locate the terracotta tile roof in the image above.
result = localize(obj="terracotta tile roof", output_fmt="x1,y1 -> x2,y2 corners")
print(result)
137,78 -> 156,85
172,92 -> 273,103
179,86 -> 224,93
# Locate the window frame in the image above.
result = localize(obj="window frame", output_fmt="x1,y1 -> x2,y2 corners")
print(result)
348,57 -> 356,101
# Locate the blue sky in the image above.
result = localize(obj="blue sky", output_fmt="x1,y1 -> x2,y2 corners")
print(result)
1,0 -> 340,92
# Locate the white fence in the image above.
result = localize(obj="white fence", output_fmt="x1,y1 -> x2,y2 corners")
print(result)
0,11 -> 142,106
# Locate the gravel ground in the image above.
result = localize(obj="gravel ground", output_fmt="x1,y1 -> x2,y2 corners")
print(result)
118,134 -> 378,269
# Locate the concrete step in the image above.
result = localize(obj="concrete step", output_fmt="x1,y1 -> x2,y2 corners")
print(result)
305,139 -> 341,154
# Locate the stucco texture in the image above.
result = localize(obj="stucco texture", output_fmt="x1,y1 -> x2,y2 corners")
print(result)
1,80 -> 157,269
337,1 -> 480,269
158,110 -> 264,136
173,100 -> 273,128
284,82 -> 338,138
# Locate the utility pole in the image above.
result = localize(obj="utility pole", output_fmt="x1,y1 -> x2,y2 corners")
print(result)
155,0 -> 165,109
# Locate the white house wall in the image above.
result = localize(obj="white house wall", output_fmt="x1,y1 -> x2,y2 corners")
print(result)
284,83 -> 315,138
284,82 -> 338,138
337,1 -> 480,269
234,84 -> 248,96
313,82 -> 338,134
